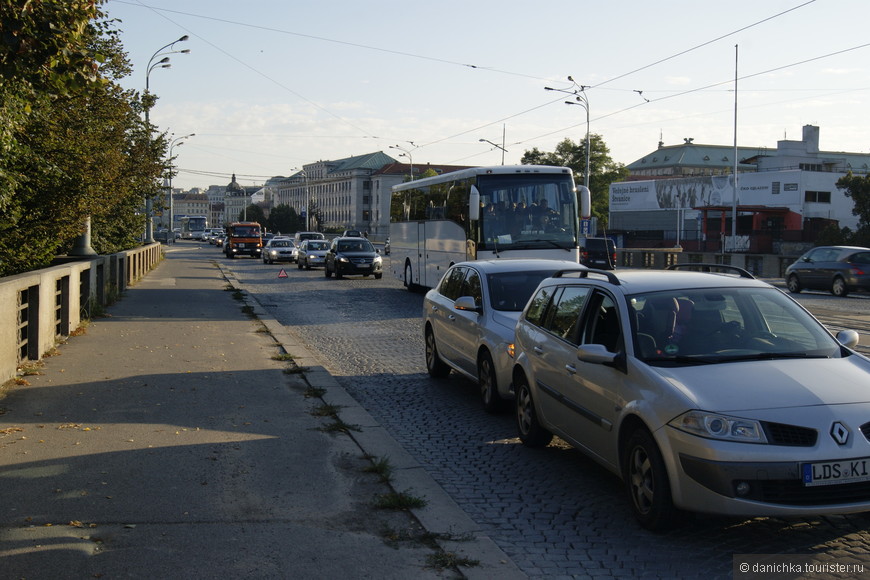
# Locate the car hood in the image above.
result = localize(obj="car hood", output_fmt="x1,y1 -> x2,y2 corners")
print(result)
336,251 -> 377,258
652,356 -> 870,412
491,310 -> 522,334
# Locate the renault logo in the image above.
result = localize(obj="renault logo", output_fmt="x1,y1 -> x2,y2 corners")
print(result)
831,422 -> 849,445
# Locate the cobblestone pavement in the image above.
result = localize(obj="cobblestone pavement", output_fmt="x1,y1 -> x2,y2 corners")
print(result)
220,250 -> 870,579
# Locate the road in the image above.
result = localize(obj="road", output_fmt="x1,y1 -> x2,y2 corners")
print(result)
209,243 -> 870,579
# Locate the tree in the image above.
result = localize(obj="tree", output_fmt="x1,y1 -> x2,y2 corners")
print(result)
521,135 -> 628,230
0,2 -> 168,275
241,204 -> 266,224
267,204 -> 303,234
835,173 -> 870,247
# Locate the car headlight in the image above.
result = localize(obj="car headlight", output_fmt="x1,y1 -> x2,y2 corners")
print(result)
669,410 -> 768,443
374,256 -> 382,264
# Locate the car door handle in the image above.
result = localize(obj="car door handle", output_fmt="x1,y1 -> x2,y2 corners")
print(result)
448,315 -> 456,321
565,364 -> 577,374
533,346 -> 544,355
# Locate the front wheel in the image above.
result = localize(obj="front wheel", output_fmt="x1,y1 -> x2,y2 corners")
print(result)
515,374 -> 552,447
622,429 -> 677,531
424,326 -> 450,378
786,274 -> 802,294
297,260 -> 303,270
404,262 -> 416,292
325,264 -> 332,278
374,272 -> 382,279
832,276 -> 849,297
478,351 -> 502,414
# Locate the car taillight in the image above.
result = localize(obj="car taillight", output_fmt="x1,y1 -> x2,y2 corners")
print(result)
850,263 -> 865,275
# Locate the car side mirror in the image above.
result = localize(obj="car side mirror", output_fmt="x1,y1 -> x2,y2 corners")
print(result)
837,329 -> 860,349
577,343 -> 616,364
454,295 -> 482,313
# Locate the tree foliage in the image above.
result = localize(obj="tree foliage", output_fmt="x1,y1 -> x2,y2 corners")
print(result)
0,1 -> 166,275
521,135 -> 628,229
267,204 -> 303,234
835,173 -> 870,247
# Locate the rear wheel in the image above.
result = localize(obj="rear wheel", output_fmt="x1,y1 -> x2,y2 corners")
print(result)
623,429 -> 677,531
424,326 -> 450,378
404,262 -> 416,291
478,351 -> 502,414
786,274 -> 802,294
515,374 -> 552,447
832,276 -> 849,297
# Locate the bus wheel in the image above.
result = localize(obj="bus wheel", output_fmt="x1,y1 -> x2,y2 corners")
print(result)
404,262 -> 416,292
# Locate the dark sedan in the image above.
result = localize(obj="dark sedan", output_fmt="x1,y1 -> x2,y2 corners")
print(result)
325,237 -> 383,279
785,245 -> 870,297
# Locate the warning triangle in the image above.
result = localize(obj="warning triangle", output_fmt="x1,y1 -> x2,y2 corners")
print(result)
278,269 -> 288,278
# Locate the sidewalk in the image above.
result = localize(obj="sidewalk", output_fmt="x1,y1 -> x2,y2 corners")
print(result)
0,248 -> 522,580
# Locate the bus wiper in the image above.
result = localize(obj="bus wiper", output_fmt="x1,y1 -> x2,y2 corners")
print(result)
527,239 -> 571,251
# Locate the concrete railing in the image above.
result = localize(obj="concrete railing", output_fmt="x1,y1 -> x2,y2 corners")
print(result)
617,248 -> 799,278
1,243 -> 162,382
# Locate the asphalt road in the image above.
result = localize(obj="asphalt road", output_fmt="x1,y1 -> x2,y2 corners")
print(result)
213,242 -> 870,580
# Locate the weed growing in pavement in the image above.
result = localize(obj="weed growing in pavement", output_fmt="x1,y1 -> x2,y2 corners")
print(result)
372,490 -> 427,510
310,402 -> 344,417
317,417 -> 361,434
426,551 -> 480,571
304,386 -> 326,398
362,455 -> 393,483
272,353 -> 295,362
282,366 -> 307,375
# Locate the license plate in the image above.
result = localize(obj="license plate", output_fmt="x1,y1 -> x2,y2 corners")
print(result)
802,457 -> 870,486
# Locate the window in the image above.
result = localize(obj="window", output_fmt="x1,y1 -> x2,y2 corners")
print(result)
525,287 -> 555,326
438,267 -> 467,301
581,294 -> 622,353
545,286 -> 591,342
459,270 -> 482,305
804,191 -> 831,203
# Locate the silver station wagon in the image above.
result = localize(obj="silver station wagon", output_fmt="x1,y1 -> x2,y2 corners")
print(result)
511,265 -> 870,530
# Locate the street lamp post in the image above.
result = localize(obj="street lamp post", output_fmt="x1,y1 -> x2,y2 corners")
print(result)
545,77 -> 590,189
167,133 -> 195,233
389,143 -> 416,181
143,35 -> 190,244
479,138 -> 508,165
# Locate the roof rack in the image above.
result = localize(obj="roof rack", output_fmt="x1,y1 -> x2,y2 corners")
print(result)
552,268 -> 621,285
666,263 -> 755,279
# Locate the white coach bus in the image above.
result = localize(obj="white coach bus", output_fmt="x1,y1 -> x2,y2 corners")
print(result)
389,165 -> 589,289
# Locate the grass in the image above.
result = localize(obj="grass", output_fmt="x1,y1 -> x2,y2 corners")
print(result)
317,418 -> 361,434
310,402 -> 343,417
372,490 -> 427,510
304,386 -> 326,398
362,455 -> 393,483
426,551 -> 480,571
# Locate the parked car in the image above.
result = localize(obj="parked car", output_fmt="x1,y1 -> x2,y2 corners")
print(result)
785,245 -> 870,297
297,239 -> 330,270
262,237 -> 297,264
423,259 -> 585,413
580,237 -> 617,269
511,264 -> 868,530
325,237 -> 382,279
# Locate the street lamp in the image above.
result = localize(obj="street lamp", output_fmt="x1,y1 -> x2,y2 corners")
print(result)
545,77 -> 590,189
142,35 -> 190,244
479,138 -> 508,165
389,143 -> 415,181
167,133 -> 195,232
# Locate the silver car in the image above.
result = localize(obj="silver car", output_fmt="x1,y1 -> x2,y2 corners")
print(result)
297,239 -> 330,270
423,259 -> 584,413
512,265 -> 869,530
262,237 -> 297,264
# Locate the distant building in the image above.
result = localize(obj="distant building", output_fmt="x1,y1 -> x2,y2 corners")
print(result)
276,152 -> 472,238
609,125 -> 870,253
173,192 -> 210,228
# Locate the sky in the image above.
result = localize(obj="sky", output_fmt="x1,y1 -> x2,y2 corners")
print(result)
106,0 -> 870,191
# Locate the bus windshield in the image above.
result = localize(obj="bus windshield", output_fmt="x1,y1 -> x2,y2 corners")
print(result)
477,174 -> 577,251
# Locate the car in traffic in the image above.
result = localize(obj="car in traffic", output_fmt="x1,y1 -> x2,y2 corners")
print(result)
341,229 -> 364,238
262,237 -> 297,264
785,245 -> 870,297
324,237 -> 383,279
580,237 -> 617,269
297,239 -> 330,269
294,231 -> 325,245
510,264 -> 869,530
423,259 -> 585,413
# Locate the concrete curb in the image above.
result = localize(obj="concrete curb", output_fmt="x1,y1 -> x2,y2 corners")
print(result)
219,263 -> 527,580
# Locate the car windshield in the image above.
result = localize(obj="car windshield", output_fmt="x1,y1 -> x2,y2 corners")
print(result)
629,286 -> 842,365
338,240 -> 373,252
308,241 -> 329,250
271,241 -> 292,247
232,227 -> 260,237
488,270 -> 568,312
